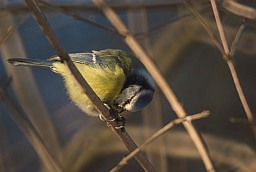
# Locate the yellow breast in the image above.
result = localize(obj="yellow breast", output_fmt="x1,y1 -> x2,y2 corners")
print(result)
52,62 -> 126,116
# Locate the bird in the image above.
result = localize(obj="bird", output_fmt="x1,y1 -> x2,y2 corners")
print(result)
8,49 -> 155,117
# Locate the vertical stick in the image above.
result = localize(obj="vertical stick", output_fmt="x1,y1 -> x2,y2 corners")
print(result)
210,0 -> 256,141
93,0 -> 215,171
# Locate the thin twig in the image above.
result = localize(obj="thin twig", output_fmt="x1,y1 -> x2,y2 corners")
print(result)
187,0 -> 256,142
222,0 -> 256,20
0,16 -> 28,44
111,111 -> 210,172
0,25 -> 15,44
226,60 -> 256,137
38,0 -> 120,37
0,1 -> 203,17
93,0 -> 215,171
184,0 -> 224,55
0,87 -> 62,172
24,0 -> 156,171
230,20 -> 248,57
209,0 -> 256,141
210,0 -> 230,56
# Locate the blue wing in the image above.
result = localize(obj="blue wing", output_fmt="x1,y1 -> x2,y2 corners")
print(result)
48,52 -> 100,65
48,50 -> 121,68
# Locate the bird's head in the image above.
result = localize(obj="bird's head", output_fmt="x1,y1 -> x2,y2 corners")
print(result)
113,69 -> 155,113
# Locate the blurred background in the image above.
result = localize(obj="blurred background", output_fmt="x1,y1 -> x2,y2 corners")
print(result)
0,0 -> 256,171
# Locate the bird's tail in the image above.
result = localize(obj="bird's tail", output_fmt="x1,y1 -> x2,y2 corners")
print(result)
7,58 -> 52,68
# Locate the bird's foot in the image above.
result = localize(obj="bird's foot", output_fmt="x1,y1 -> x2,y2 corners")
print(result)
99,103 -> 126,131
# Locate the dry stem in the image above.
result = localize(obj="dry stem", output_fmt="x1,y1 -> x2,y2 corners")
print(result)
111,111 -> 210,172
230,20 -> 248,57
93,0 -> 215,171
0,25 -> 14,44
38,1 -> 119,36
222,0 -> 256,20
226,60 -> 256,137
184,0 -> 224,55
186,0 -> 256,142
210,0 -> 230,55
0,87 -> 62,172
210,0 -> 256,140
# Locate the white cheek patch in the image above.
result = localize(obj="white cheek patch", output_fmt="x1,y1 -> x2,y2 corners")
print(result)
124,89 -> 154,112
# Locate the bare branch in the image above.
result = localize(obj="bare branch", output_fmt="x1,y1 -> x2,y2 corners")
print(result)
185,0 -> 256,144
222,0 -> 256,20
184,0 -> 224,55
0,86 -> 62,172
209,0 -> 256,143
0,25 -> 14,44
226,60 -> 256,138
38,1 -> 120,36
230,20 -> 248,57
210,0 -> 230,57
111,111 -> 210,172
93,0 -> 215,171
0,1 -> 203,17
186,0 -> 256,142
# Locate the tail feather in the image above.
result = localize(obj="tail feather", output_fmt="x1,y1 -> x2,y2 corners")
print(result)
7,58 -> 52,68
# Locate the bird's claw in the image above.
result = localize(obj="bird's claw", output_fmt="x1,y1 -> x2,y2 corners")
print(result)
99,103 -> 126,130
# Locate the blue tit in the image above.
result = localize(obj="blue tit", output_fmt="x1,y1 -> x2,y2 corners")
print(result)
8,49 -> 155,117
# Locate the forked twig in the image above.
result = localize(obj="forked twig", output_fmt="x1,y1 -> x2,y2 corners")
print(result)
111,111 -> 210,172
93,0 -> 215,171
186,0 -> 256,141
210,0 -> 256,140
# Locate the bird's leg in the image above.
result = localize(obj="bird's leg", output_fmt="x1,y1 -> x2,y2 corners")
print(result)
99,103 -> 126,130
99,103 -> 113,121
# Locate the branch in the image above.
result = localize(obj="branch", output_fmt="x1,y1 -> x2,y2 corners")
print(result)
111,111 -> 210,172
38,1 -> 120,37
93,0 -> 215,171
222,0 -> 256,20
0,25 -> 14,44
24,0 -> 156,171
185,0 -> 256,142
210,0 -> 230,57
184,0 -> 224,55
230,20 -> 248,57
0,86 -> 62,172
0,1 -> 202,17
209,0 -> 256,142
226,60 -> 256,136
